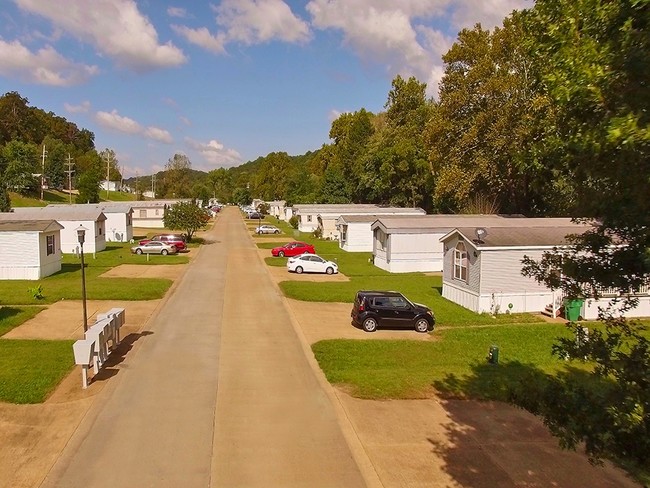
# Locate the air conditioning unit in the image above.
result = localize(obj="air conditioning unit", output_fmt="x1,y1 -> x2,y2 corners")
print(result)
114,232 -> 122,241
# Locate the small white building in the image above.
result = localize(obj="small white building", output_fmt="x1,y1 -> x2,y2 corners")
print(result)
0,220 -> 63,279
130,199 -> 193,229
0,207 -> 107,254
293,204 -> 426,239
48,203 -> 133,242
440,222 -> 650,319
336,215 -> 386,252
266,200 -> 286,219
100,180 -> 121,192
372,214 -> 516,273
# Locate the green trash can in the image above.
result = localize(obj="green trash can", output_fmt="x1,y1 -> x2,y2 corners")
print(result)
564,298 -> 584,321
488,345 -> 499,364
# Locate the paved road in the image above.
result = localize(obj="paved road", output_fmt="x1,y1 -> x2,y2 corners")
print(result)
42,207 -> 366,488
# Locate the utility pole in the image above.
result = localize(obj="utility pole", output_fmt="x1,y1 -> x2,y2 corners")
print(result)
64,154 -> 75,204
151,174 -> 156,198
40,145 -> 47,200
136,171 -> 139,200
103,151 -> 113,201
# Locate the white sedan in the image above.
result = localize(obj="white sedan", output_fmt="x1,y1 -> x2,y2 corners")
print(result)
255,224 -> 281,234
287,254 -> 338,275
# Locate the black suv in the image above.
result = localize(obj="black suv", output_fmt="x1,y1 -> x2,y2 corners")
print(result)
351,291 -> 435,333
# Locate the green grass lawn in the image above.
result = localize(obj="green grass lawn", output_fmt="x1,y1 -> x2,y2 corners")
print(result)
100,190 -> 136,201
0,243 -> 184,305
0,339 -> 74,403
9,190 -> 70,207
312,323 -> 577,400
0,306 -> 46,337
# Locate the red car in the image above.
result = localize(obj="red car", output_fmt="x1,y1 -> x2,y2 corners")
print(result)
271,241 -> 315,258
139,234 -> 187,251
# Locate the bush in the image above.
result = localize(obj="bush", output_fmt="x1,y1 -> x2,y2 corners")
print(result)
289,215 -> 299,229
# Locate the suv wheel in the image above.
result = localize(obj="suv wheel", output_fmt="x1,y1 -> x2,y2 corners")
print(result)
414,318 -> 429,333
362,317 -> 378,332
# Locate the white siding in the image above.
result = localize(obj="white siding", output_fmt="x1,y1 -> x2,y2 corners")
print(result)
0,230 -> 61,279
132,207 -> 165,228
479,249 -> 549,294
340,222 -> 374,252
442,282 -> 480,312
58,219 -> 106,253
442,236 -> 480,294
374,232 -> 444,273
104,213 -> 133,242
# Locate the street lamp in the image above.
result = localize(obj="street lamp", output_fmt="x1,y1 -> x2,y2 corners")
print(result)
76,225 -> 89,332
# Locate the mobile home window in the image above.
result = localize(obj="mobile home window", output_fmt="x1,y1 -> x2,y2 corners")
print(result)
139,209 -> 147,218
46,235 -> 55,256
454,242 -> 468,282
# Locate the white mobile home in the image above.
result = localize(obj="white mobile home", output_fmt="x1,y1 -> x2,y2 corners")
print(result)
336,215 -> 386,252
130,199 -> 192,229
48,203 -> 133,242
0,220 -> 63,280
294,204 -> 425,239
266,200 -> 286,220
440,222 -> 650,319
0,207 -> 107,254
372,215 -> 516,273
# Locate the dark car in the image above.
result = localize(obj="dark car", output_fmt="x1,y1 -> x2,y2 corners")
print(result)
271,241 -> 315,257
247,211 -> 264,219
351,291 -> 435,333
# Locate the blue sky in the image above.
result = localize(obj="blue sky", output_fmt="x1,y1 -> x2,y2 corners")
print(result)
0,0 -> 532,177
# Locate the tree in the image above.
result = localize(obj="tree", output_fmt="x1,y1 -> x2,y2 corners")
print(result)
2,140 -> 39,195
158,153 -> 192,198
76,167 -> 101,203
163,201 -> 209,241
99,148 -> 122,182
232,187 -> 251,206
42,136 -> 68,189
206,168 -> 231,202
0,184 -> 10,212
425,15 -> 566,215
519,0 -> 650,466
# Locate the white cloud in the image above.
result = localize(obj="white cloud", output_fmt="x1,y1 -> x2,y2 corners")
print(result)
0,39 -> 98,85
64,100 -> 92,113
185,137 -> 242,168
167,7 -> 187,18
95,109 -> 142,134
305,0 -> 530,96
15,0 -> 187,71
214,0 -> 311,45
172,25 -> 227,54
175,0 -> 310,53
95,110 -> 175,143
144,126 -> 173,144
180,116 -> 191,126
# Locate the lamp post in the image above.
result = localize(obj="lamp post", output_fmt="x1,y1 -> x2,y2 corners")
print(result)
76,225 -> 89,332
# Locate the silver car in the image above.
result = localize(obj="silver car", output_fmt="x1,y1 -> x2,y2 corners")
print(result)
255,224 -> 281,234
131,241 -> 178,255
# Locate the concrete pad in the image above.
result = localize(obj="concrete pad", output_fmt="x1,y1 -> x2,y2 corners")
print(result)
99,264 -> 186,279
4,300 -> 160,340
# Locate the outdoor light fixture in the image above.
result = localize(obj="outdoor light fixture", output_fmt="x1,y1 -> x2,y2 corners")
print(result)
77,225 -> 89,332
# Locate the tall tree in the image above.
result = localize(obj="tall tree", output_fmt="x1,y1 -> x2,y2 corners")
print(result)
99,148 -> 122,182
520,0 -> 650,466
76,167 -> 101,203
42,136 -> 67,189
2,140 -> 39,195
158,153 -> 192,198
425,16 -> 565,214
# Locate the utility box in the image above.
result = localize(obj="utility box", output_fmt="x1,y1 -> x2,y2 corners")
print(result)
488,345 -> 500,364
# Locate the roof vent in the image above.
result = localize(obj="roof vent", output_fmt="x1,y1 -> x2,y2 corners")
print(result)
475,227 -> 487,243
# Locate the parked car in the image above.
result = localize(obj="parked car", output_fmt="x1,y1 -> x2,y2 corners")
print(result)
256,224 -> 281,234
131,241 -> 178,255
351,291 -> 435,333
287,254 -> 338,275
246,211 -> 264,219
271,241 -> 315,257
139,234 -> 187,251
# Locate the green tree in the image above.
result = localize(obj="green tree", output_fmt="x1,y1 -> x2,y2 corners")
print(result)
319,166 -> 349,203
232,187 -> 251,206
158,153 -> 192,198
206,168 -> 232,202
163,201 -> 209,241
360,76 -> 433,209
425,16 -> 565,214
99,148 -> 122,182
0,184 -> 10,211
520,0 -> 650,467
76,167 -> 101,203
2,140 -> 39,195
42,136 -> 68,189
254,152 -> 291,200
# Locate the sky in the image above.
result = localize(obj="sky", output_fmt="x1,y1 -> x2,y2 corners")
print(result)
0,0 -> 532,178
